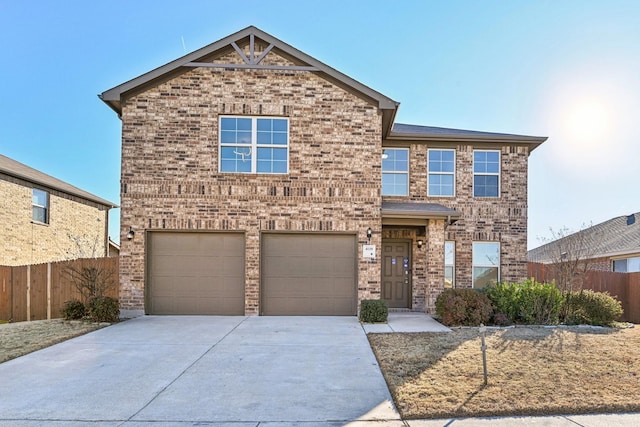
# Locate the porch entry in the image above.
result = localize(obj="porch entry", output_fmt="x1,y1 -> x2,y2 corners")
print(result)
381,239 -> 411,308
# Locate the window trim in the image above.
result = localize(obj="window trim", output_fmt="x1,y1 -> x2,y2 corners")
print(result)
444,240 -> 455,288
427,148 -> 456,197
32,188 -> 49,224
472,241 -> 500,288
218,115 -> 289,174
382,147 -> 410,196
473,149 -> 501,198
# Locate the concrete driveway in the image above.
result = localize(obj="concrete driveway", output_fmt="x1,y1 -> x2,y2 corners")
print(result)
0,316 -> 401,426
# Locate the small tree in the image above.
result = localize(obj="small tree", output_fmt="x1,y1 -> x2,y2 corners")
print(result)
63,233 -> 116,302
535,225 -> 600,293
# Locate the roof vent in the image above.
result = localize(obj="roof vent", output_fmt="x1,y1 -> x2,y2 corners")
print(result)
627,214 -> 636,226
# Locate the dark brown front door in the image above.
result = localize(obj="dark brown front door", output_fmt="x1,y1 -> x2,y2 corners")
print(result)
382,240 -> 411,308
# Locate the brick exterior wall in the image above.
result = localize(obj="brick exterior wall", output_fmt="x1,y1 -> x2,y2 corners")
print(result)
383,143 -> 530,310
118,46 -> 383,315
0,175 -> 109,266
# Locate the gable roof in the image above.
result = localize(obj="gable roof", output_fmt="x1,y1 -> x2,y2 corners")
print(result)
100,25 -> 399,137
0,154 -> 117,208
389,123 -> 547,150
528,212 -> 640,263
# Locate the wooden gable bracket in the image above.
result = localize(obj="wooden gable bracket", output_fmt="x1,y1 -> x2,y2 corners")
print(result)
185,32 -> 319,72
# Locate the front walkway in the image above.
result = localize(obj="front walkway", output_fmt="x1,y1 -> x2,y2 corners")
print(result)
363,312 -> 451,333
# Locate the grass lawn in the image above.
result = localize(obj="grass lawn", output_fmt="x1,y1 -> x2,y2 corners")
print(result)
368,325 -> 640,419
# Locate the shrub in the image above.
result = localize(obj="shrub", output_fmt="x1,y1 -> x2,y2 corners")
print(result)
486,280 -> 563,325
87,296 -> 120,322
563,290 -> 623,326
359,299 -> 388,323
62,299 -> 87,320
435,289 -> 493,326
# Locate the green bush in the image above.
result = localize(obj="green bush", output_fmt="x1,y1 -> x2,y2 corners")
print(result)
87,296 -> 120,322
435,289 -> 493,326
359,299 -> 388,323
61,299 -> 87,320
486,280 -> 563,325
563,290 -> 623,326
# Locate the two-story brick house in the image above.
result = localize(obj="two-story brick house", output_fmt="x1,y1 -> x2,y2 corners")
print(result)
0,154 -> 116,266
101,26 -> 546,317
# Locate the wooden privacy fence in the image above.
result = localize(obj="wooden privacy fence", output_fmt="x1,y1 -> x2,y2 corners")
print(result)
0,257 -> 118,322
528,262 -> 640,324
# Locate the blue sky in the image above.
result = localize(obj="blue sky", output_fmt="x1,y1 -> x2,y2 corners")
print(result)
1,0 -> 638,248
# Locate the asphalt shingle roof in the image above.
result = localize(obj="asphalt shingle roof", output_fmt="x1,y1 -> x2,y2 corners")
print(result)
528,212 -> 640,263
0,154 -> 117,208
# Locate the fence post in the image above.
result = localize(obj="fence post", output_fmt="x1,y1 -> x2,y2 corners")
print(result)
26,265 -> 31,322
47,263 -> 52,320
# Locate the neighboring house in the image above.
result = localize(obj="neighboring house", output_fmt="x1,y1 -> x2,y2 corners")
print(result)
100,26 -> 546,317
0,154 -> 117,266
528,212 -> 640,272
108,238 -> 120,257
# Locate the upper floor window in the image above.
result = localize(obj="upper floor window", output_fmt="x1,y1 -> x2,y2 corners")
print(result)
473,150 -> 500,197
444,241 -> 455,288
382,148 -> 409,196
219,116 -> 289,174
472,242 -> 500,288
613,256 -> 640,273
32,188 -> 49,224
428,149 -> 455,196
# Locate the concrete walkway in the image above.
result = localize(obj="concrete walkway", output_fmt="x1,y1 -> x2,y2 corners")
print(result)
363,312 -> 451,333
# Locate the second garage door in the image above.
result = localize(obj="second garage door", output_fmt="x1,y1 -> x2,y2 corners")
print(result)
261,233 -> 357,316
147,232 -> 245,315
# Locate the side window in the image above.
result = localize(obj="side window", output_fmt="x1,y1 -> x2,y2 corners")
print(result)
382,148 -> 409,196
472,242 -> 500,288
444,241 -> 455,288
219,116 -> 289,174
473,150 -> 500,197
32,188 -> 49,224
428,149 -> 455,196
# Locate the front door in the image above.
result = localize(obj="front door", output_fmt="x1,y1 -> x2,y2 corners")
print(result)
381,240 -> 411,308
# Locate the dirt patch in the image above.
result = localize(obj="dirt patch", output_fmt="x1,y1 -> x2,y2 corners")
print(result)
369,325 -> 640,419
0,319 -> 109,363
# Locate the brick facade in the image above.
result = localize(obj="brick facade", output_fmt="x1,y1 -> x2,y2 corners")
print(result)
119,46 -> 383,314
0,175 -> 109,266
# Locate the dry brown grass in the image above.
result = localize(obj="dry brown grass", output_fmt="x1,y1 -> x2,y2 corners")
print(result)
368,326 -> 640,419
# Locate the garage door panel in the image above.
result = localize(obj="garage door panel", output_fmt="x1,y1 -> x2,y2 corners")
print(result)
262,234 -> 356,316
147,232 -> 245,315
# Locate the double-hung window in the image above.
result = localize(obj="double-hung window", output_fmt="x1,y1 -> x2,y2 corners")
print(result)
473,150 -> 500,197
428,149 -> 455,196
219,116 -> 289,174
382,148 -> 409,196
444,241 -> 455,288
32,188 -> 49,224
472,242 -> 500,288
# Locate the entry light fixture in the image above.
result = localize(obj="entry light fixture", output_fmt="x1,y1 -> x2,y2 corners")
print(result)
366,227 -> 372,243
417,239 -> 424,250
126,227 -> 135,240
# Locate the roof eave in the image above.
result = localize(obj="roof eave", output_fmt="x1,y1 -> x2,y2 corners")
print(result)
387,132 -> 548,150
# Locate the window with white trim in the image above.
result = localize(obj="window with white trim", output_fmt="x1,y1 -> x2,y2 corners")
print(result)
382,148 -> 409,196
473,150 -> 500,197
219,116 -> 289,174
613,256 -> 640,273
32,188 -> 49,224
444,241 -> 455,288
472,242 -> 500,288
428,149 -> 455,196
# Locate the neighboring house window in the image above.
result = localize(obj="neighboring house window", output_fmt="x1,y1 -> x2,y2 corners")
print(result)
428,149 -> 455,196
473,242 -> 500,288
219,116 -> 289,174
382,148 -> 409,196
444,241 -> 455,288
473,150 -> 500,197
613,256 -> 640,273
32,188 -> 49,224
